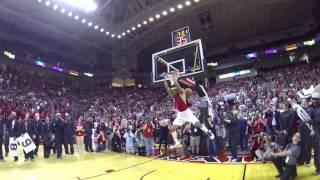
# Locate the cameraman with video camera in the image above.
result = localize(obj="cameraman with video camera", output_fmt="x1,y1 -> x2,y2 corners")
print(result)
271,132 -> 301,180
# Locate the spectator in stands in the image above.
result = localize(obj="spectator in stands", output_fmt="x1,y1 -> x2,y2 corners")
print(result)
42,116 -> 55,158
238,113 -> 248,151
0,111 -> 5,162
123,127 -> 135,154
84,117 -> 94,153
135,123 -> 145,156
311,95 -> 320,176
279,104 -> 296,146
75,116 -> 85,154
206,116 -> 216,161
143,120 -> 155,157
215,111 -> 226,155
158,119 -> 169,155
271,104 -> 281,133
189,123 -> 201,157
8,112 -> 20,162
96,131 -> 106,152
63,113 -> 74,156
54,113 -> 64,159
112,125 -> 121,152
34,113 -> 41,157
224,111 -> 239,162
21,117 -> 36,161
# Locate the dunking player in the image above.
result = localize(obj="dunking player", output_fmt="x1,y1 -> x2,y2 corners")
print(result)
164,71 -> 214,148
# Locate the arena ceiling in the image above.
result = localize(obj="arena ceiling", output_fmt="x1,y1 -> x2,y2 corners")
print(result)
0,0 -> 318,71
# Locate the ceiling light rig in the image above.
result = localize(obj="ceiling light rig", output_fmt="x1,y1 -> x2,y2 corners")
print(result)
121,0 -> 203,41
53,4 -> 58,10
162,11 -> 168,16
36,0 -> 203,40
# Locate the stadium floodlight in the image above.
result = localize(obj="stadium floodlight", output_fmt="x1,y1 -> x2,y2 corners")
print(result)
74,15 -> 79,20
122,32 -> 126,36
68,12 -> 73,17
185,1 -> 191,6
194,0 -> 200,2
94,25 -> 99,30
162,11 -> 168,16
81,18 -> 86,23
59,0 -> 97,12
100,28 -> 104,32
111,34 -> 115,38
132,26 -> 136,31
38,0 -> 42,2
106,31 -> 110,35
117,35 -> 122,39
143,20 -> 148,25
149,17 -> 154,22
61,8 -> 66,14
177,4 -> 183,9
53,4 -> 58,10
170,7 -> 175,12
88,22 -> 93,27
127,30 -> 130,33
155,14 -> 161,19
45,1 -> 50,6
137,24 -> 141,28
84,72 -> 93,77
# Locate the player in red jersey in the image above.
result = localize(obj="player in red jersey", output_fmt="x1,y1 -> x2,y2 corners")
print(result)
164,71 -> 214,149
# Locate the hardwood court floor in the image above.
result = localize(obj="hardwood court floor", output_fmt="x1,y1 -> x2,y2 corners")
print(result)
0,150 -> 318,180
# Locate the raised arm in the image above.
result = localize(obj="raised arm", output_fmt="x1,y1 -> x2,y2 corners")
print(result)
171,71 -> 184,93
163,73 -> 174,97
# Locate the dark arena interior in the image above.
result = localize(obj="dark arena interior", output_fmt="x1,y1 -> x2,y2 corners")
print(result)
1,0 -> 320,179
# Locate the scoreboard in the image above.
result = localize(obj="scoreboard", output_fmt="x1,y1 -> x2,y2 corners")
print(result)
171,26 -> 191,47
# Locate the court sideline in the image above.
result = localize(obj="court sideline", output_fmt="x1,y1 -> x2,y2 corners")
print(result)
0,151 -> 318,180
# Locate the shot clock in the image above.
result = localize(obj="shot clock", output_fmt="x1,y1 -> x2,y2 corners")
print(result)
171,26 -> 191,47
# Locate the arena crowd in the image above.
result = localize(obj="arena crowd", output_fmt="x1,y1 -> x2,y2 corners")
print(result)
0,61 -> 320,178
